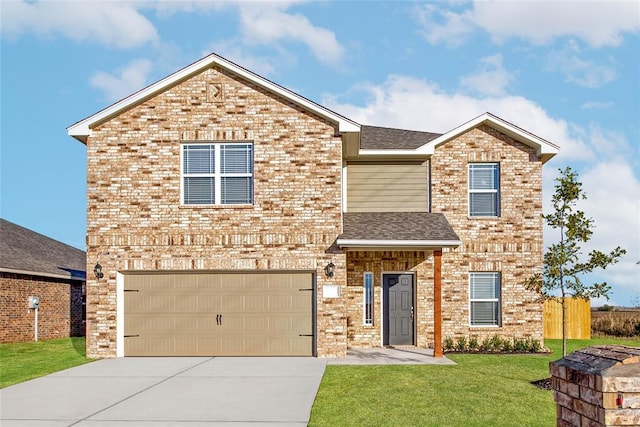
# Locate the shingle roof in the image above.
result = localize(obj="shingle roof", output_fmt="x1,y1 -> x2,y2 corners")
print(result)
0,219 -> 85,280
338,212 -> 461,246
360,125 -> 442,150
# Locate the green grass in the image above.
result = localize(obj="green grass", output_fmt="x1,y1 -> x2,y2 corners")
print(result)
0,337 -> 95,388
309,337 -> 640,427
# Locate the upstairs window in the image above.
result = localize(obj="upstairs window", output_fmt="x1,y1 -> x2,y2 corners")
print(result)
182,143 -> 253,205
469,272 -> 501,327
468,163 -> 500,217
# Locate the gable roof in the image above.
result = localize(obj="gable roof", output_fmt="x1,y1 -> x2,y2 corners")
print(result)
360,125 -> 441,150
337,212 -> 461,249
358,112 -> 560,163
68,53 -> 360,143
0,219 -> 86,281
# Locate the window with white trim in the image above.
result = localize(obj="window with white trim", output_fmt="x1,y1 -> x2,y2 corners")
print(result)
468,163 -> 500,217
363,272 -> 374,326
182,143 -> 254,205
469,272 -> 501,327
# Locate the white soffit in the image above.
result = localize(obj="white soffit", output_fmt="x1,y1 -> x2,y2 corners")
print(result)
68,53 -> 360,143
336,239 -> 462,249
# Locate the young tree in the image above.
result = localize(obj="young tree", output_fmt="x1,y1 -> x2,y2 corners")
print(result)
526,167 -> 626,356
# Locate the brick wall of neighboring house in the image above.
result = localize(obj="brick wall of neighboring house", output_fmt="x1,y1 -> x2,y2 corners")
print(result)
0,272 -> 85,343
85,65 -> 346,358
346,251 -> 436,348
430,125 -> 544,343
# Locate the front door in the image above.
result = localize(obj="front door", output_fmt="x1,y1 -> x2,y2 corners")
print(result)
383,274 -> 414,346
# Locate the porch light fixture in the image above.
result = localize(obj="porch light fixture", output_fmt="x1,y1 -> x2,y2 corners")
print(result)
94,262 -> 104,280
324,262 -> 335,278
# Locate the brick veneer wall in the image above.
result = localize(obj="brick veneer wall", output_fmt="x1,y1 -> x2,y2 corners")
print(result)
430,126 -> 544,343
0,272 -> 85,342
85,66 -> 346,358
550,346 -> 640,426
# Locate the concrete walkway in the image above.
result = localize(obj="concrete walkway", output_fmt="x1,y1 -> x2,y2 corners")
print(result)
0,357 -> 327,426
329,347 -> 456,365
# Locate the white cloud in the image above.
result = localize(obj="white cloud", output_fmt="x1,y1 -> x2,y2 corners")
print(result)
417,1 -> 640,48
415,4 -> 474,47
237,2 -> 345,65
581,101 -> 615,110
460,54 -> 515,96
576,161 -> 640,305
546,41 -> 618,88
205,40 -> 278,77
322,74 -> 592,161
1,0 -> 158,49
90,59 -> 153,102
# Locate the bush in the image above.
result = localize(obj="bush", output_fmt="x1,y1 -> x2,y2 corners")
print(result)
443,335 -> 544,354
443,337 -> 454,352
455,336 -> 467,352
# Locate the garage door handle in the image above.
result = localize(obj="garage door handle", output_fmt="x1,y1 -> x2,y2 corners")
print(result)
299,334 -> 313,337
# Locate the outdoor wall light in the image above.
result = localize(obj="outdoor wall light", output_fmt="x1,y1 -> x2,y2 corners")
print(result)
324,262 -> 335,278
94,262 -> 104,280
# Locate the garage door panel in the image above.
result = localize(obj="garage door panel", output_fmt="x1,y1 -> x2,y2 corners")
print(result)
124,272 -> 314,356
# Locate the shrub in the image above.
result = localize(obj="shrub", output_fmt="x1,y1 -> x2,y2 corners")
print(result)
468,335 -> 479,351
443,337 -> 454,352
455,336 -> 467,352
489,335 -> 504,352
501,339 -> 513,352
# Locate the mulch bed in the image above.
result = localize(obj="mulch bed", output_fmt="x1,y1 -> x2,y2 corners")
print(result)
531,377 -> 552,390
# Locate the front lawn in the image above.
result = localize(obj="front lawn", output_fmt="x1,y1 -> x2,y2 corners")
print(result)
309,337 -> 640,427
0,337 -> 95,388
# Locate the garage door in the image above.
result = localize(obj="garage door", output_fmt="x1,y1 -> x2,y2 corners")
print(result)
123,272 -> 314,356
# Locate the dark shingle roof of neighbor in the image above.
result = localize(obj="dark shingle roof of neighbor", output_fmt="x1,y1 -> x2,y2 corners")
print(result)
0,218 -> 85,280
340,212 -> 460,243
360,125 -> 442,150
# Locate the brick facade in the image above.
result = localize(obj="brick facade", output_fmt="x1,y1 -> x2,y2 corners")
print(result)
0,272 -> 85,343
85,66 -> 346,358
430,126 -> 544,343
78,58 -> 549,358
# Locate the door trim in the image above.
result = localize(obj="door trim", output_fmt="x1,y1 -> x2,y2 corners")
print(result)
381,272 -> 416,346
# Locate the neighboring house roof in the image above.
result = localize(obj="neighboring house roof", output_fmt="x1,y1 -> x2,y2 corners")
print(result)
67,53 -> 360,143
359,112 -> 560,163
0,219 -> 86,281
337,212 -> 462,249
360,126 -> 442,150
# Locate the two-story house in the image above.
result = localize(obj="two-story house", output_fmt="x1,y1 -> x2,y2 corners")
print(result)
68,53 -> 558,358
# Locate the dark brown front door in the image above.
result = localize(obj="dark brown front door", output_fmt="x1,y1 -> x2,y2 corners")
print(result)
383,274 -> 414,346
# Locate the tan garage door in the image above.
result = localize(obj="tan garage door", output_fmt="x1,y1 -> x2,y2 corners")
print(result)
124,272 -> 314,356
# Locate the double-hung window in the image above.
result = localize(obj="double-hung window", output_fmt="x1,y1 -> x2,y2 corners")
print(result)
468,163 -> 500,217
182,143 -> 254,205
469,272 -> 501,327
363,272 -> 374,326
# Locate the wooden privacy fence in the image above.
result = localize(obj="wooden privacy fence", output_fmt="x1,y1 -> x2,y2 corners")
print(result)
543,298 -> 591,339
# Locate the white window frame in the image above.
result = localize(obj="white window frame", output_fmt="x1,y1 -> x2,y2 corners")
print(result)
181,142 -> 254,205
468,163 -> 500,217
363,272 -> 374,326
469,272 -> 501,327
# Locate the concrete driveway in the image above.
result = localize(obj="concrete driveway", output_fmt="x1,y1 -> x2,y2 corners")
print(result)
0,357 -> 327,426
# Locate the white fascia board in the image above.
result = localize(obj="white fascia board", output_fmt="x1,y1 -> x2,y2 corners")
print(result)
356,149 -> 426,158
415,112 -> 560,157
337,239 -> 462,248
68,53 -> 360,142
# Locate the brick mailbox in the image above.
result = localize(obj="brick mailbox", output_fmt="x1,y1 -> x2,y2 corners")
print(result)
550,345 -> 640,426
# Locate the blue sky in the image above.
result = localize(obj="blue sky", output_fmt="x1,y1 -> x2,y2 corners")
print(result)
1,1 -> 639,305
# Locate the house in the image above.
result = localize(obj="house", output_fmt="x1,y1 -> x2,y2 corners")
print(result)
0,219 -> 86,342
67,53 -> 558,358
